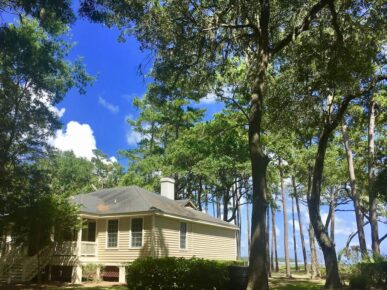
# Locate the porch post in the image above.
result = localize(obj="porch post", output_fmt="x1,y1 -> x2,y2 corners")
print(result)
72,264 -> 82,284
77,228 -> 82,256
119,266 -> 126,283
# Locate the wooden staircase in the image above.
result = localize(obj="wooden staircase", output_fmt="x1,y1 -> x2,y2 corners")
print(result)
0,243 -> 54,283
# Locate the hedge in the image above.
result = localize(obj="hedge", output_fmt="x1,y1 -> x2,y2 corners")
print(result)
126,257 -> 242,290
349,258 -> 387,289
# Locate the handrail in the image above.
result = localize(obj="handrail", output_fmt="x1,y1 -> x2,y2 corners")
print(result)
0,243 -> 24,278
22,242 -> 55,281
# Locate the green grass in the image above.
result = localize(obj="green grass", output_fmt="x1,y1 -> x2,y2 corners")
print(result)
269,272 -> 325,290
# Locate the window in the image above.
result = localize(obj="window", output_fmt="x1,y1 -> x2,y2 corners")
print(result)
131,218 -> 143,247
180,222 -> 187,249
82,220 -> 96,242
107,220 -> 118,248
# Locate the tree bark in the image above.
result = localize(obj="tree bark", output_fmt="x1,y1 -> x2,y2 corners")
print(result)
279,158 -> 291,277
292,196 -> 299,271
292,176 -> 308,273
247,193 -> 251,257
266,207 -> 271,277
309,223 -> 320,279
308,127 -> 342,289
247,49 -> 270,290
329,188 -> 335,244
341,122 -> 367,258
368,96 -> 380,256
270,206 -> 274,272
271,206 -> 279,272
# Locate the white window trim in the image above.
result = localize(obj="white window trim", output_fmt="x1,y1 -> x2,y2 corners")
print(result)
129,217 -> 144,249
179,222 -> 188,251
106,219 -> 119,249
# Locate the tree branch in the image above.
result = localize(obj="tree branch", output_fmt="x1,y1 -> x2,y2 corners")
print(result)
271,0 -> 330,55
328,0 -> 343,44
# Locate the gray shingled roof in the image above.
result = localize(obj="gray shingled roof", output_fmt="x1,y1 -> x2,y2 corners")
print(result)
70,186 -> 237,229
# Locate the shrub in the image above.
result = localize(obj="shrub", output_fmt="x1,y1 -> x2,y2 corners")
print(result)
126,257 -> 240,290
82,263 -> 101,282
349,257 -> 387,289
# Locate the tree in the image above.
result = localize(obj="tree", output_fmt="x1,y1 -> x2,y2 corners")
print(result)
278,158 -> 291,277
0,17 -> 92,211
79,1 -> 342,288
341,120 -> 367,258
0,2 -> 92,259
292,175 -> 308,273
120,93 -> 204,192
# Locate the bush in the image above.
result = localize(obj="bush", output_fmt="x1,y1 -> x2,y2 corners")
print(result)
82,263 -> 101,282
126,257 -> 240,290
349,257 -> 387,289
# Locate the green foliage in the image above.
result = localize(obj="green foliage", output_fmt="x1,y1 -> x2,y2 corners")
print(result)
3,162 -> 79,255
349,258 -> 387,289
126,257 -> 236,290
83,264 -> 102,282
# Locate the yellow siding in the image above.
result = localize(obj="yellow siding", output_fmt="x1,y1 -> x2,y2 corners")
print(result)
154,215 -> 237,261
191,222 -> 236,260
94,215 -> 237,264
96,216 -> 152,264
154,216 -> 193,258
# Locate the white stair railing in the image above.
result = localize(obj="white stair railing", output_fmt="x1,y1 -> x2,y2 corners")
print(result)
22,243 -> 55,281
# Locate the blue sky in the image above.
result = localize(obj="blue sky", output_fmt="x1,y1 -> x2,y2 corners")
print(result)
6,9 -> 386,261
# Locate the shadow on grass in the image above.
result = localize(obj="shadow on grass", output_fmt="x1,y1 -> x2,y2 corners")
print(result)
270,274 -> 324,290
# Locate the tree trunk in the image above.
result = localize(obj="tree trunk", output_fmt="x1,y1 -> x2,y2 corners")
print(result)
292,196 -> 299,271
309,223 -> 320,279
368,97 -> 380,256
271,206 -> 279,272
292,176 -> 308,273
247,50 -> 270,290
341,122 -> 367,258
270,206 -> 274,272
329,188 -> 335,244
216,193 -> 221,219
247,194 -> 251,257
279,158 -> 291,277
308,127 -> 342,289
266,207 -> 271,277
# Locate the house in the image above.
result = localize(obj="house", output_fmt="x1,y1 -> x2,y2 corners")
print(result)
0,178 -> 238,284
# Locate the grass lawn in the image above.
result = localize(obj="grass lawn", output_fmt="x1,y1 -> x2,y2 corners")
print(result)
269,272 -> 325,290
0,271 -> 349,290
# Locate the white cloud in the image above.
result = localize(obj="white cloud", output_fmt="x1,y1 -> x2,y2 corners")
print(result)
126,129 -> 142,146
52,107 -> 66,118
98,97 -> 119,113
109,156 -> 118,163
200,93 -> 217,105
51,121 -> 97,160
32,91 -> 66,118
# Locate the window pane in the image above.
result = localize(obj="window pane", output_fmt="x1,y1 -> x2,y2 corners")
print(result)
180,223 -> 187,249
131,218 -> 143,247
88,221 -> 96,242
107,220 -> 118,247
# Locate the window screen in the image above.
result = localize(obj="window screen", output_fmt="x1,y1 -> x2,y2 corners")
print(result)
180,222 -> 187,249
131,218 -> 143,247
107,220 -> 118,247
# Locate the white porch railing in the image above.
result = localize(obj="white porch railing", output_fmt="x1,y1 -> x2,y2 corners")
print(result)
81,242 -> 97,256
53,241 -> 97,257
